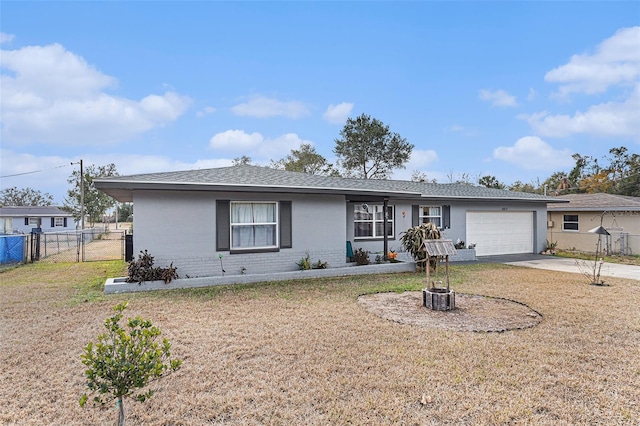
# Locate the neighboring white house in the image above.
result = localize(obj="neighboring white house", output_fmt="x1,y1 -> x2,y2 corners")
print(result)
0,206 -> 76,234
94,165 -> 565,278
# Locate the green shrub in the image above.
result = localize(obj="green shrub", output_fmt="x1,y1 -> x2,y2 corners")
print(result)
80,302 -> 182,426
296,254 -> 311,270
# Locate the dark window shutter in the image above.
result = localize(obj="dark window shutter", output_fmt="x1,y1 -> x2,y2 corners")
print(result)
64,217 -> 67,227
280,201 -> 292,249
216,200 -> 230,251
51,218 -> 55,227
412,205 -> 419,227
442,205 -> 451,229
25,218 -> 29,225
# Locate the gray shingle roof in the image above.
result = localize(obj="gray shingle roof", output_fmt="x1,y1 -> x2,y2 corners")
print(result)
0,206 -> 72,217
547,193 -> 640,211
94,164 -> 562,203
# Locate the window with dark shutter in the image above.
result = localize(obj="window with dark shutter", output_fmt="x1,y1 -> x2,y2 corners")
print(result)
216,200 -> 230,251
442,205 -> 451,229
280,201 -> 292,249
412,205 -> 419,227
218,200 -> 291,253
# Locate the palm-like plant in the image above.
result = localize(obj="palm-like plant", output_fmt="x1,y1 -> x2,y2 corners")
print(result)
400,223 -> 442,271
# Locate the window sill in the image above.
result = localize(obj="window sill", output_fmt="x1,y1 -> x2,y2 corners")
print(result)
354,237 -> 396,241
230,247 -> 280,254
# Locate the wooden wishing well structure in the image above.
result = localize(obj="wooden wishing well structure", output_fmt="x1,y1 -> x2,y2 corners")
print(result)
421,239 -> 457,311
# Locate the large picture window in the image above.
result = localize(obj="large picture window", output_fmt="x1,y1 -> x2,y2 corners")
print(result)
230,202 -> 278,249
354,204 -> 394,239
419,206 -> 442,228
563,214 -> 579,231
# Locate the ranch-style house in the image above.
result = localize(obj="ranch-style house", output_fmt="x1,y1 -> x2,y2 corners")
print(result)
94,165 -> 565,278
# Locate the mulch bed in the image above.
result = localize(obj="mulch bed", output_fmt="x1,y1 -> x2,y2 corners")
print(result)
357,291 -> 543,332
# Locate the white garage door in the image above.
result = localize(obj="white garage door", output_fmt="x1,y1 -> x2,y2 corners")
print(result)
466,211 -> 533,256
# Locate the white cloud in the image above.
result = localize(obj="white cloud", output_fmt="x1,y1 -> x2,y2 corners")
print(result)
209,130 -> 264,151
527,88 -> 537,101
323,102 -> 353,124
523,27 -> 640,141
478,89 -> 518,107
545,26 -> 640,96
230,95 -> 309,119
1,33 -> 15,44
0,42 -> 192,146
209,129 -> 312,161
520,84 -> 640,140
409,149 -> 438,168
493,136 -> 574,170
196,106 -> 217,118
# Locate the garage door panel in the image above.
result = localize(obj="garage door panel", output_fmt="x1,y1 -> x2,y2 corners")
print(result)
466,212 -> 533,256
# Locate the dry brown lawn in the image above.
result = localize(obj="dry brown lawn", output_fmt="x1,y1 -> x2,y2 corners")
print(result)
1,261 -> 639,425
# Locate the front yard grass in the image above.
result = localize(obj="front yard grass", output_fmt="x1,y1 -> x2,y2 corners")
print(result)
1,261 -> 638,425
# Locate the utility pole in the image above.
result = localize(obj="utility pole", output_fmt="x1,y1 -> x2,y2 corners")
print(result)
71,159 -> 85,261
80,159 -> 84,230
71,160 -> 85,228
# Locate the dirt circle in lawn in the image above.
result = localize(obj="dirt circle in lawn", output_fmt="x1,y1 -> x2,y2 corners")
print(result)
357,292 -> 542,332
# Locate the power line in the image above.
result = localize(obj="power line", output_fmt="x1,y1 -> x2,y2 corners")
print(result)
0,163 -> 71,179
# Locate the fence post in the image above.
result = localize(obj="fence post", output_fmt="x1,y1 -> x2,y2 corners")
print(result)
76,231 -> 81,262
30,229 -> 42,262
125,233 -> 133,261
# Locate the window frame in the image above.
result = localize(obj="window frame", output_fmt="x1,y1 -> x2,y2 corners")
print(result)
418,206 -> 443,228
28,217 -> 40,226
54,217 -> 65,227
229,201 -> 279,252
353,204 -> 394,240
562,214 -> 579,232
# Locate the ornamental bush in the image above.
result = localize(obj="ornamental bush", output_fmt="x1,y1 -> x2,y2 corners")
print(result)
400,223 -> 441,271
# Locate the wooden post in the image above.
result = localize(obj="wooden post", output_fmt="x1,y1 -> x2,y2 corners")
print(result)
425,256 -> 430,288
445,255 -> 450,292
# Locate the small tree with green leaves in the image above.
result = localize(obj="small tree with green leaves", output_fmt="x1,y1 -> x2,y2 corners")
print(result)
80,302 -> 182,426
400,223 -> 442,271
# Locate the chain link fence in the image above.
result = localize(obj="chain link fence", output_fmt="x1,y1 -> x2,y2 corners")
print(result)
28,226 -> 126,263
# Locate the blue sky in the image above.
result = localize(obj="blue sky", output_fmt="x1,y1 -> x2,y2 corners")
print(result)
1,1 -> 639,204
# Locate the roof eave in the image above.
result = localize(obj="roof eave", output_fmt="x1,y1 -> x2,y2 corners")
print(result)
548,206 -> 640,212
94,181 -> 425,201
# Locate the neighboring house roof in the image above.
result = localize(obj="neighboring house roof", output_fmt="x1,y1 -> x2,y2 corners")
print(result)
95,165 -> 564,204
0,206 -> 73,217
547,193 -> 640,212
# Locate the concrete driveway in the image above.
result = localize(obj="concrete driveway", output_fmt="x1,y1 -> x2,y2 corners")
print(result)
476,254 -> 639,281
